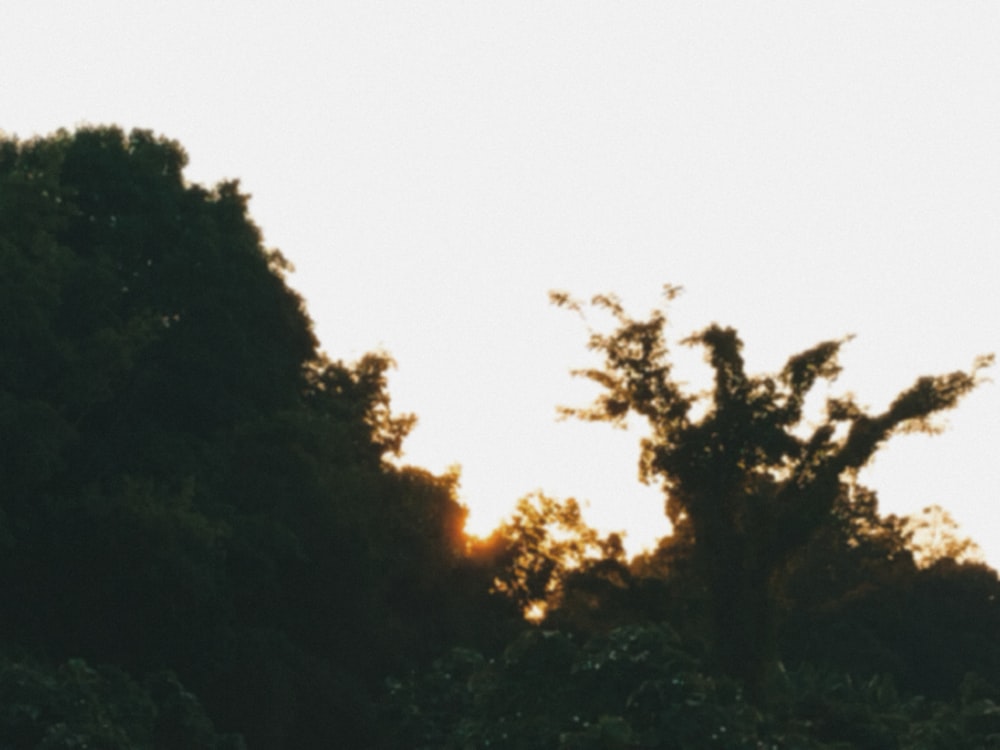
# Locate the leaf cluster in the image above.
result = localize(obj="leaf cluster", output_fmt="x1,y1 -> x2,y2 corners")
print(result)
381,621 -> 1000,749
0,654 -> 242,749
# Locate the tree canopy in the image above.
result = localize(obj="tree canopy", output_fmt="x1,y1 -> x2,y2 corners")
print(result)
0,126 -> 516,748
3,126 -> 997,748
551,286 -> 991,699
382,290 -> 998,749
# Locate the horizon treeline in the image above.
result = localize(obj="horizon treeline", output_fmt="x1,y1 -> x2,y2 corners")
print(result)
1,126 -> 998,749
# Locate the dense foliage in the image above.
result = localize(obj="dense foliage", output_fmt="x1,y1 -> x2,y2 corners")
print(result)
2,126 -> 996,747
385,290 -> 999,747
386,483 -> 1000,749
382,624 -> 1000,749
0,654 -> 243,749
0,126 -> 516,748
551,288 -> 990,698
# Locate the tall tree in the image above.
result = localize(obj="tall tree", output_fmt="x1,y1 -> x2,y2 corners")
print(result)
0,126 -> 513,748
553,286 -> 991,700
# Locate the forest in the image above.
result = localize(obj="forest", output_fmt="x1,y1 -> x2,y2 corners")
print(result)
1,125 -> 998,749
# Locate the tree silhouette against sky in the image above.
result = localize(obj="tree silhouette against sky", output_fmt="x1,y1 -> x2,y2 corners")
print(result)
554,286 -> 992,701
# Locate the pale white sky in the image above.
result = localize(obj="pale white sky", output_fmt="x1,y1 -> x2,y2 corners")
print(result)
4,2 -> 998,562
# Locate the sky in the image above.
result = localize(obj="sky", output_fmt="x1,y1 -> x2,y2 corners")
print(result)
4,2 -> 999,562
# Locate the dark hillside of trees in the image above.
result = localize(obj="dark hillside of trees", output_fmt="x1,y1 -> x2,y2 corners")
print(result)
1,126 -> 997,748
0,126 -> 516,748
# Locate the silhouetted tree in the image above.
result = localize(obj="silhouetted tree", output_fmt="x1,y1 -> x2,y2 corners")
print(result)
0,126 -> 514,748
553,286 -> 991,701
483,493 -> 624,620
